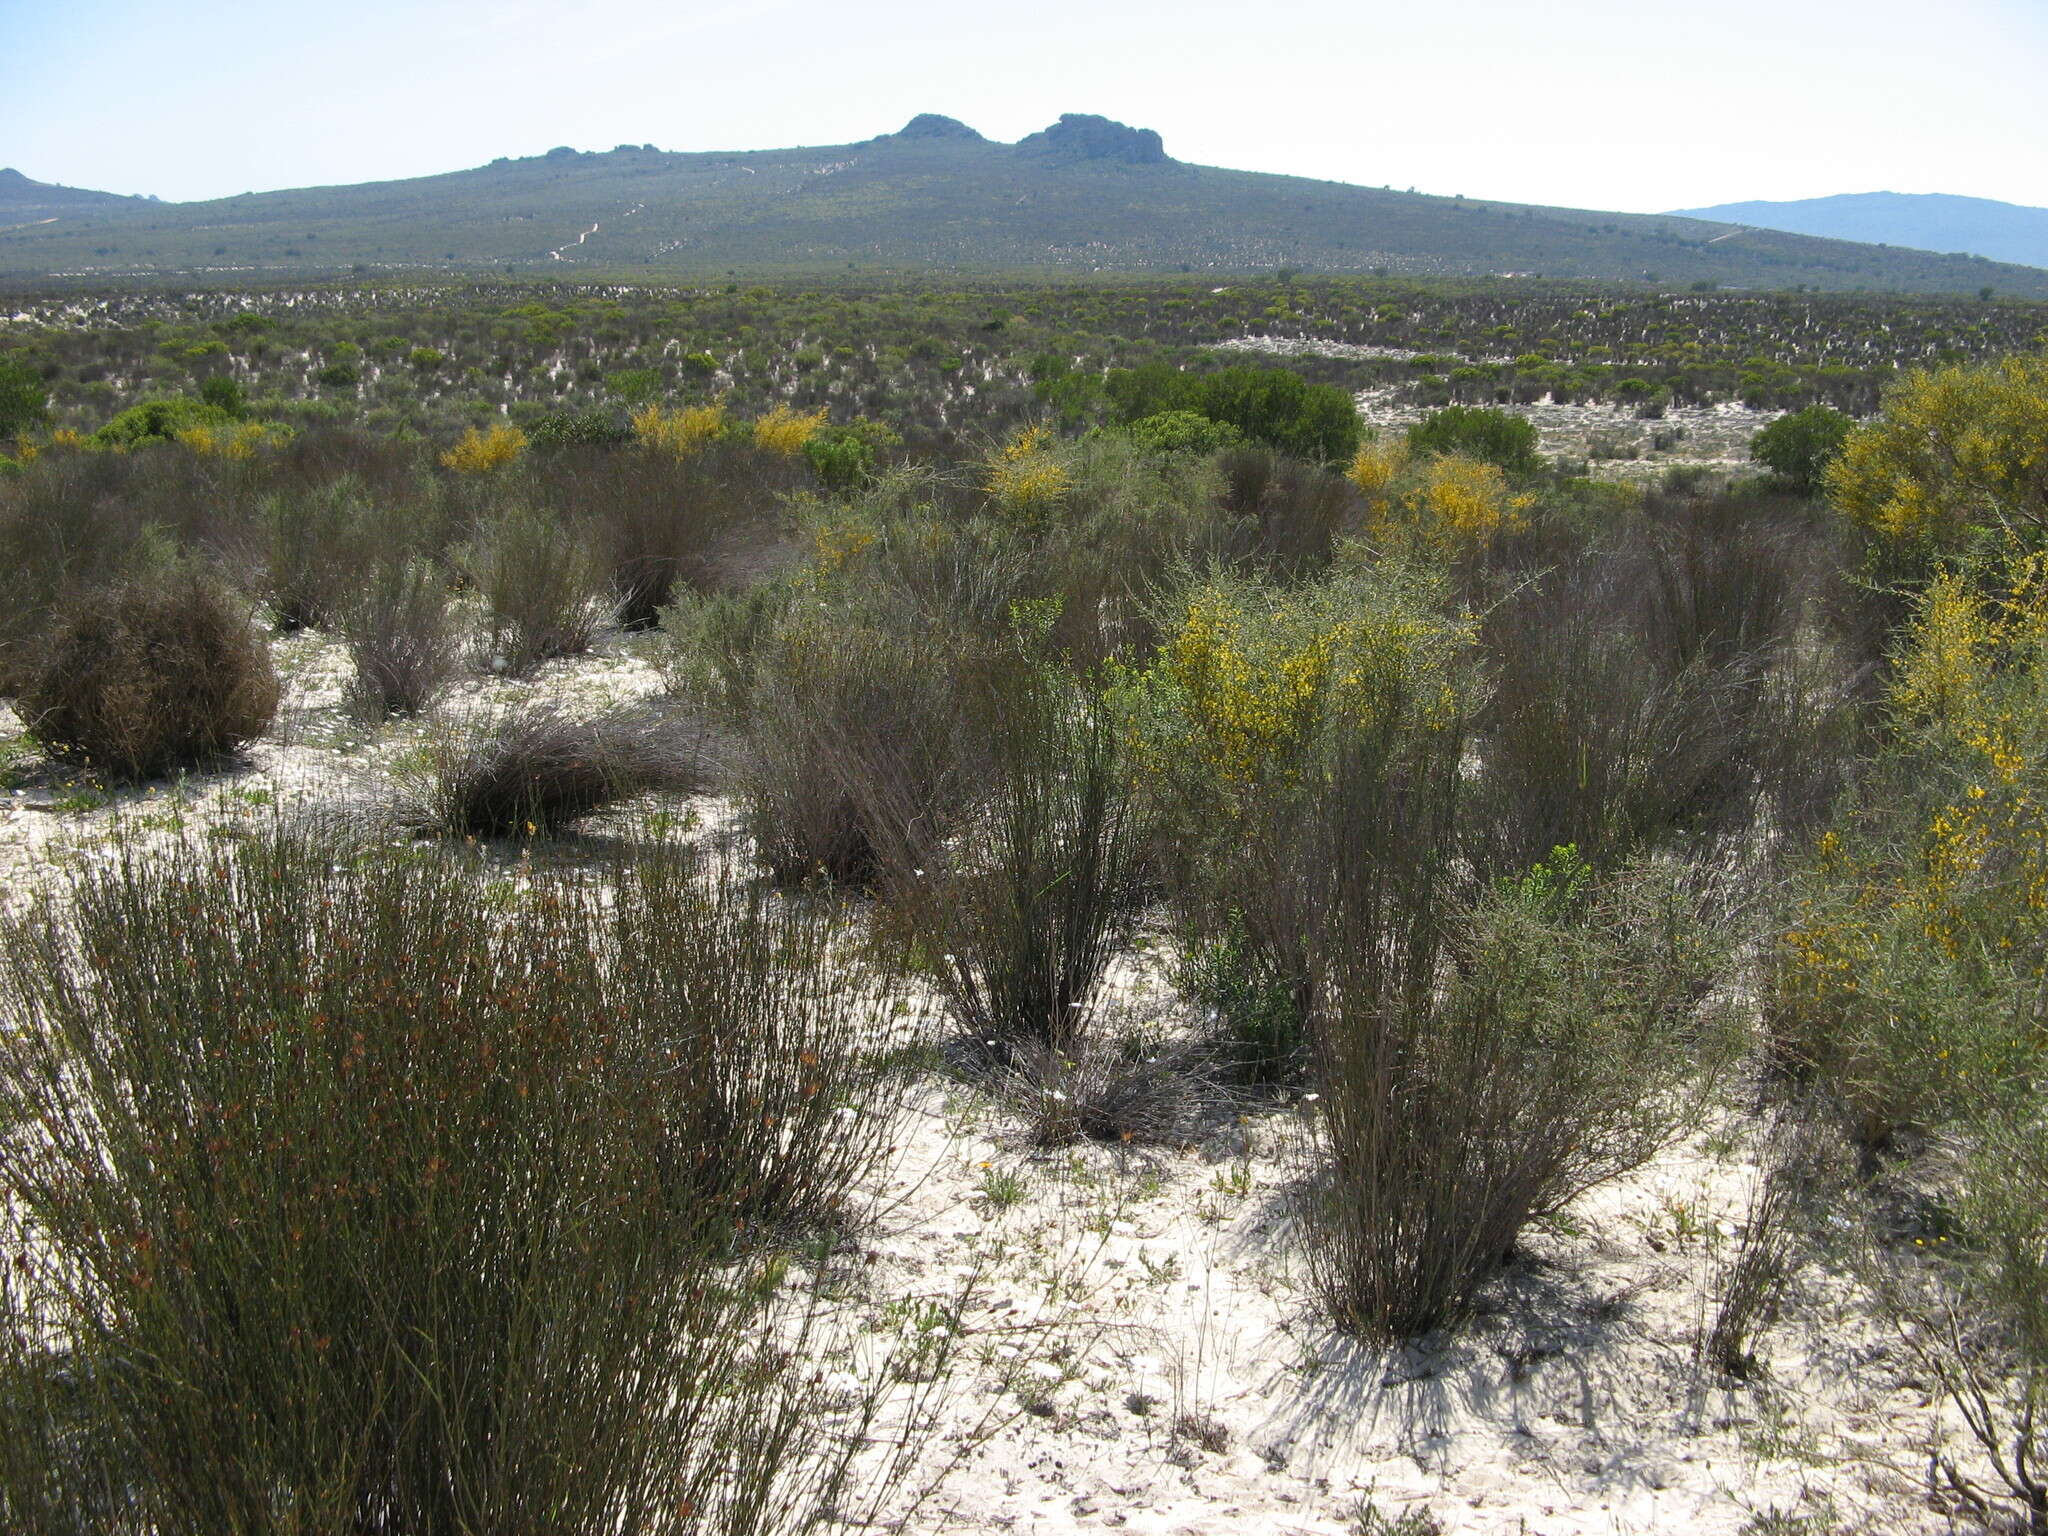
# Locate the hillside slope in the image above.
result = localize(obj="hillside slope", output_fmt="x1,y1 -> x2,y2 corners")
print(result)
1672,191 -> 2048,272
4,117 -> 2043,295
0,168 -> 154,227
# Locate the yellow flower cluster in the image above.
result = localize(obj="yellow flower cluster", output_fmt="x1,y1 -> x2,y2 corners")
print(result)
1409,456 -> 1532,553
810,516 -> 877,574
984,424 -> 1070,528
440,422 -> 528,473
753,404 -> 828,456
632,401 -> 726,458
174,421 -> 284,459
1145,576 -> 1470,792
1350,446 -> 1532,557
13,427 -> 86,463
1345,440 -> 1409,503
1828,352 -> 2048,550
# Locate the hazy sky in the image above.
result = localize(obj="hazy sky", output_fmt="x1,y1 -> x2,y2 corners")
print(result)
7,0 -> 2044,213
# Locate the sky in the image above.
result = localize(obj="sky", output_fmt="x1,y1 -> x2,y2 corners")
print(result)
6,0 -> 2045,214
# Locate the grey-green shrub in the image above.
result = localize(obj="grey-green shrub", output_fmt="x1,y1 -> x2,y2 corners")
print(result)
0,829 -> 895,1535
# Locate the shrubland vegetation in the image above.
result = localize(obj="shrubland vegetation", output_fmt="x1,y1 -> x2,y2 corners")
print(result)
4,272 -> 2048,1530
4,274 -> 2045,479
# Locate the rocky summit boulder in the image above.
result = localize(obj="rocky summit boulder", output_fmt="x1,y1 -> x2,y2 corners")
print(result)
1015,114 -> 1167,165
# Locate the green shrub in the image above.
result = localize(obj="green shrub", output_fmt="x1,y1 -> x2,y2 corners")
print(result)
90,396 -> 235,447
803,418 -> 900,493
687,598 -> 977,887
1749,404 -> 1852,495
258,474 -> 389,630
1405,406 -> 1540,475
460,502 -> 612,673
20,565 -> 279,780
0,829 -> 895,1534
197,375 -> 246,417
1308,843 -> 1723,1338
1103,363 -> 1361,464
1175,914 -> 1305,1083
904,660 -> 1143,1059
0,355 -> 47,439
526,409 -> 634,452
1124,409 -> 1242,455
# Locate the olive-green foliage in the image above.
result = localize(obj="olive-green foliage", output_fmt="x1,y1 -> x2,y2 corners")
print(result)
1748,404 -> 1851,495
0,355 -> 49,439
1406,406 -> 1540,475
1123,409 -> 1243,455
0,829 -> 895,1535
1103,363 -> 1362,464
460,502 -> 612,674
90,396 -> 236,446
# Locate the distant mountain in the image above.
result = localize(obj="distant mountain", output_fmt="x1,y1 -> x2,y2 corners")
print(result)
1670,192 -> 2048,272
3,120 -> 2045,296
0,167 -> 151,225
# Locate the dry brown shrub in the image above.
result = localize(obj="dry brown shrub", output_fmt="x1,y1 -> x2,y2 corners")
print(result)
20,566 -> 279,780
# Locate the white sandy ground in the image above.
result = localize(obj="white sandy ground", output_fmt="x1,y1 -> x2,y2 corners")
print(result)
0,634 -> 2009,1534
1215,334 -> 1783,484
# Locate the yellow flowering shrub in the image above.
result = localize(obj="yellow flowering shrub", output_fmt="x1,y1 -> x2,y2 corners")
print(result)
1350,445 -> 1533,557
632,401 -> 726,458
1827,351 -> 2048,555
1345,440 -> 1408,506
752,404 -> 828,455
808,512 -> 878,576
13,427 -> 85,463
440,422 -> 528,473
1130,569 -> 1475,798
1772,557 -> 2048,1140
174,421 -> 287,459
984,424 -> 1071,531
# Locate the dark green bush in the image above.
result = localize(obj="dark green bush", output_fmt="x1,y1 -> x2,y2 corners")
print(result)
1749,403 -> 1852,495
803,418 -> 901,493
526,409 -> 634,452
1406,406 -> 1540,474
1103,363 -> 1362,464
0,355 -> 47,439
90,397 -> 235,447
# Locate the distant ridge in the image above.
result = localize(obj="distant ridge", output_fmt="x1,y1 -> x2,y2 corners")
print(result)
1670,192 -> 2048,272
0,168 -> 152,223
3,120 -> 2045,296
